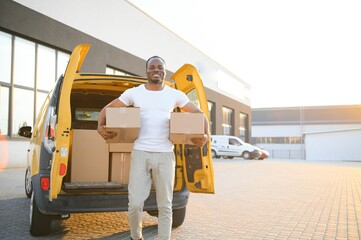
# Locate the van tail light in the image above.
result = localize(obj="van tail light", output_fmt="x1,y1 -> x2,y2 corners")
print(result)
43,106 -> 57,154
40,177 -> 50,191
59,163 -> 67,176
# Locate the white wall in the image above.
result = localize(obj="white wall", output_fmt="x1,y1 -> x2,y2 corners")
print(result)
13,0 -> 251,106
305,129 -> 361,161
304,124 -> 361,133
252,124 -> 361,137
0,140 -> 29,168
252,125 -> 302,137
252,124 -> 361,160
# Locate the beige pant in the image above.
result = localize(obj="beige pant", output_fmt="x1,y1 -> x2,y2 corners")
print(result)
128,149 -> 175,240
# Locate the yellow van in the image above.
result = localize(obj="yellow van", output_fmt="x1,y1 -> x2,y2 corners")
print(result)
19,44 -> 214,236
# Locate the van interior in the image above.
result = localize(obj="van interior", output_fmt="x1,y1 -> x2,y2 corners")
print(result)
60,83 -> 201,194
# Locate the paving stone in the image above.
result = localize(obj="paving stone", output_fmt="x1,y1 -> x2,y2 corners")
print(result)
2,159 -> 361,239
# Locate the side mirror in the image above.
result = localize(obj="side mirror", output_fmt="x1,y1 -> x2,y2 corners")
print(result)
18,126 -> 32,138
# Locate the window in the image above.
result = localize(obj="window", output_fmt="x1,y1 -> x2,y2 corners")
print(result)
239,112 -> 248,141
187,89 -> 200,108
13,88 -> 34,134
229,138 -> 241,146
253,137 -> 303,144
0,31 -> 70,136
106,66 -> 134,76
0,86 -> 9,135
14,37 -> 35,88
222,106 -> 234,135
75,108 -> 101,121
57,51 -> 70,77
37,45 -> 56,91
36,91 -> 48,116
0,32 -> 12,84
208,101 -> 215,134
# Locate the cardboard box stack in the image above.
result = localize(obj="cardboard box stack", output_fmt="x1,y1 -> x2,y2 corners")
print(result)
71,129 -> 109,182
109,143 -> 132,185
70,107 -> 139,184
106,107 -> 139,184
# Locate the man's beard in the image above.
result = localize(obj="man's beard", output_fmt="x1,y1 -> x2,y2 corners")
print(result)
149,78 -> 162,84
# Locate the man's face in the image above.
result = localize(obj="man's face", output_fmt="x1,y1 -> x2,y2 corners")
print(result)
146,58 -> 166,84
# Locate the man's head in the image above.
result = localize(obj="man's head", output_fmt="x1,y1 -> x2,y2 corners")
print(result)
146,56 -> 166,84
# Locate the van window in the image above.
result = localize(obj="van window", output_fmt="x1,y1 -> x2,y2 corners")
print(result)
186,89 -> 200,107
229,138 -> 241,146
75,108 -> 100,121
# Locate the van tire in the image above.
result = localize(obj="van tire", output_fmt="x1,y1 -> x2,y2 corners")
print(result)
147,210 -> 158,217
25,168 -> 33,198
242,151 -> 251,160
211,150 -> 218,159
30,193 -> 52,236
172,207 -> 186,228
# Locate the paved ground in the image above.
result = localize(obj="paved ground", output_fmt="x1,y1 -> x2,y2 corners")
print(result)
1,158 -> 361,239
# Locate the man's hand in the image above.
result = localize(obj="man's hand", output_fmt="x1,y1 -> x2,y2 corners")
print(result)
190,134 -> 210,147
97,125 -> 117,140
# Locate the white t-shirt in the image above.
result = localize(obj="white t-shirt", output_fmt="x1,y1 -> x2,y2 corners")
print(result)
119,84 -> 189,152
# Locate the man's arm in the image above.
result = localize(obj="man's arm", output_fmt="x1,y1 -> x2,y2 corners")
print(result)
181,102 -> 210,147
97,98 -> 127,140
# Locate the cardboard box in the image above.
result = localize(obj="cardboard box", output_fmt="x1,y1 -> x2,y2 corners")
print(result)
110,153 -> 131,185
169,112 -> 204,144
71,130 -> 109,182
106,107 -> 140,143
109,143 -> 134,153
109,142 -> 133,185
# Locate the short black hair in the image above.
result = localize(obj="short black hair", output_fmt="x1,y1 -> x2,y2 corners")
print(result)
146,56 -> 166,69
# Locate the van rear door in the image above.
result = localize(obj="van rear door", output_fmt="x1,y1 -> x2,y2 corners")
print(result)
171,64 -> 215,194
49,44 -> 90,200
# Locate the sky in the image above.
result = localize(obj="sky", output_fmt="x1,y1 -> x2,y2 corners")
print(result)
127,0 -> 361,108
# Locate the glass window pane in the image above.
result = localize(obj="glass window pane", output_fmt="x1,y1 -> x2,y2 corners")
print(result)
222,106 -> 233,135
57,51 -> 70,78
13,88 -> 34,135
0,86 -> 9,135
239,112 -> 248,141
37,45 -> 56,91
105,67 -> 114,74
14,37 -> 35,88
36,91 -> 48,116
106,66 -> 135,76
207,101 -> 215,135
187,89 -> 200,108
75,108 -> 101,121
0,32 -> 12,84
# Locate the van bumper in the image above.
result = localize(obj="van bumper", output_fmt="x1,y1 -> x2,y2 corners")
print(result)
32,174 -> 189,215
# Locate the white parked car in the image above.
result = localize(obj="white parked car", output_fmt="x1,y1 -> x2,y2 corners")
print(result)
210,135 -> 262,160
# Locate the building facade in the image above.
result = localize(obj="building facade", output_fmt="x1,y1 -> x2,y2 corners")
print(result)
252,105 -> 361,161
0,0 -> 252,167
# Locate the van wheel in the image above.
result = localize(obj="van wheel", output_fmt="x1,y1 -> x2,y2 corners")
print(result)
25,168 -> 33,198
147,210 -> 158,217
172,207 -> 186,228
30,193 -> 52,236
242,151 -> 251,160
211,150 -> 218,159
